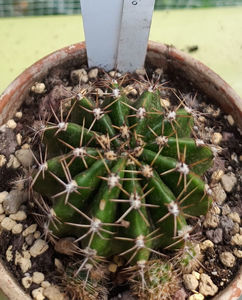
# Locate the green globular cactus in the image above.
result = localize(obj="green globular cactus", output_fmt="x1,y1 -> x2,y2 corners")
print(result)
31,73 -> 213,298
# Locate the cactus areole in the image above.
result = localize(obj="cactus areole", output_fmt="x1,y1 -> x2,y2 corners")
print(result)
32,71 -> 214,298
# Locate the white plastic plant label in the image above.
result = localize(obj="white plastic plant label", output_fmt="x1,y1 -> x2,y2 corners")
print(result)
80,0 -> 155,72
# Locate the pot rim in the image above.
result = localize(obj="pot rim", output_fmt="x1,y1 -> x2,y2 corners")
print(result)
0,41 -> 241,300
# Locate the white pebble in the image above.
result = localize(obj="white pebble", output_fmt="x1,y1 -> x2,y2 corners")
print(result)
16,133 -> 22,146
203,213 -> 220,228
43,285 -> 65,300
6,119 -> 17,129
31,82 -> 46,94
211,170 -> 224,182
183,274 -> 199,291
25,233 -> 35,246
228,212 -> 241,224
1,217 -> 17,231
0,204 -> 4,214
15,111 -> 23,119
219,252 -> 235,267
32,287 -> 45,300
15,251 -> 32,273
30,239 -> 49,257
221,173 -> 237,192
15,149 -> 33,168
22,224 -> 38,237
22,276 -> 33,289
10,211 -> 27,221
34,231 -> 41,239
231,234 -> 242,246
88,68 -> 98,79
233,248 -> 242,258
0,154 -> 7,167
200,240 -> 214,251
227,115 -> 235,126
189,294 -> 204,300
0,214 -> 5,222
41,281 -> 51,288
199,273 -> 218,296
211,132 -> 222,145
12,223 -> 23,235
21,143 -> 30,149
0,191 -> 8,203
6,245 -> 13,262
32,272 -> 45,284
7,154 -> 21,169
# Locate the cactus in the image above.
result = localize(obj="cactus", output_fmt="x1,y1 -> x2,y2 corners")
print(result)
31,72 -> 213,298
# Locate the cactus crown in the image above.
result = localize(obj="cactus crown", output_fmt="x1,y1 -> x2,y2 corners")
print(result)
32,70 -> 213,298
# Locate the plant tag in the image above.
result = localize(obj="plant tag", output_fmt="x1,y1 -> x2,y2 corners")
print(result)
80,0 -> 155,72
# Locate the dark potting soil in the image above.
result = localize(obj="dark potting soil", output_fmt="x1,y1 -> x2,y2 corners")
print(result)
0,61 -> 241,300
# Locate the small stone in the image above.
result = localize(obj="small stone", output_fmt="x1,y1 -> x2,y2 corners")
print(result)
34,231 -> 41,239
0,154 -> 7,167
25,233 -> 35,246
54,258 -> 64,272
15,251 -> 32,273
16,133 -> 22,146
212,183 -> 227,204
135,68 -> 146,76
227,115 -> 235,126
233,248 -> 242,258
6,245 -> 13,262
240,227 -> 242,235
88,68 -> 98,79
228,212 -> 240,224
211,170 -> 224,183
15,149 -> 33,168
0,204 -> 4,214
1,217 -> 17,231
32,272 -> 45,284
183,274 -> 199,291
192,271 -> 200,280
6,119 -> 17,129
32,287 -> 45,300
188,294 -> 204,300
219,252 -> 235,267
0,191 -> 8,203
222,204 -> 231,215
41,281 -> 51,288
211,132 -> 222,145
199,273 -> 218,296
3,190 -> 28,214
94,88 -> 104,97
22,224 -> 38,237
31,82 -> 46,94
198,116 -> 206,123
43,285 -> 65,300
21,143 -> 30,149
206,228 -> 223,244
7,154 -> 21,169
15,111 -> 23,119
200,240 -> 214,251
22,276 -> 32,289
221,173 -> 237,192
10,211 -> 27,221
12,223 -> 23,234
210,204 -> 220,215
231,234 -> 242,246
0,214 -> 5,222
233,222 -> 240,234
71,69 -> 88,84
109,70 -> 121,78
123,85 -> 138,96
30,239 -> 49,257
203,213 -> 219,228
108,263 -> 118,273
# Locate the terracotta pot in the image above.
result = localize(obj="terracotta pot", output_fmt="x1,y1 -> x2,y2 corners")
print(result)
0,41 -> 241,300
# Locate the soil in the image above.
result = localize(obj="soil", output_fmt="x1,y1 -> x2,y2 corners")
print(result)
0,61 -> 241,300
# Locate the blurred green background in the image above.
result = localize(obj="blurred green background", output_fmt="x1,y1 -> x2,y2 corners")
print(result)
0,0 -> 242,17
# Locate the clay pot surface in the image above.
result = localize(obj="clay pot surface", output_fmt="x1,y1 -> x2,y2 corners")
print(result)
0,41 -> 241,300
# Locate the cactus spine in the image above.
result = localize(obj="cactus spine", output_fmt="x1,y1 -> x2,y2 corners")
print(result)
32,71 -> 213,298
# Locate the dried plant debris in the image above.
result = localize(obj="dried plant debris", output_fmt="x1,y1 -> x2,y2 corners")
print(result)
0,65 -> 241,300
